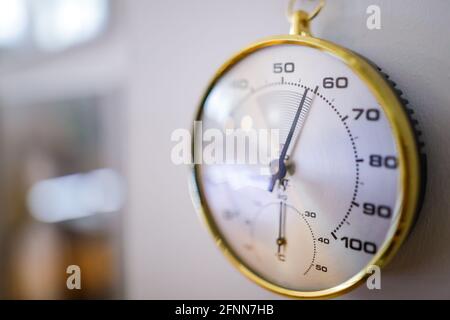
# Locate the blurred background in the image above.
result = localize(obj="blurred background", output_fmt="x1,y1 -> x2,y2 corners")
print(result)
0,0 -> 125,299
0,0 -> 449,299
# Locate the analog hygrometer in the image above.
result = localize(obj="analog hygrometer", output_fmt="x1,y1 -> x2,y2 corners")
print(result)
190,1 -> 425,298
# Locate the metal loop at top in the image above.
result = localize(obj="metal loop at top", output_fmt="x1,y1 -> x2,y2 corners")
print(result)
287,0 -> 325,22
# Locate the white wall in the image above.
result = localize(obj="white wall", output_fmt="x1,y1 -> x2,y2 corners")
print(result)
124,0 -> 450,299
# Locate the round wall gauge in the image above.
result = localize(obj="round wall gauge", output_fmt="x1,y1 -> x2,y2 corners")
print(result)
190,4 -> 426,299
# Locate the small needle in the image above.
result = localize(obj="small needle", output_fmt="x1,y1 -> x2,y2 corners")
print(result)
276,200 -> 287,261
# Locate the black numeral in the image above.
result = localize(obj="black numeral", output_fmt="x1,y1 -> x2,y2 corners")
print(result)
304,211 -> 317,218
363,203 -> 392,219
273,62 -> 295,73
353,108 -> 380,121
318,237 -> 330,244
323,77 -> 348,89
315,264 -> 328,272
369,155 -> 398,169
341,237 -> 377,254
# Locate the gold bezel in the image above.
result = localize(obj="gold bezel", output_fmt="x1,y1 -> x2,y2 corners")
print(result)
190,35 -> 421,299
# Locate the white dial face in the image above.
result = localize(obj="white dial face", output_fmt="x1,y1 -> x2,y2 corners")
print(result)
196,44 -> 402,292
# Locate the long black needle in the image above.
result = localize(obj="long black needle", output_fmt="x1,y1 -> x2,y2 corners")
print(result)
268,87 -> 309,192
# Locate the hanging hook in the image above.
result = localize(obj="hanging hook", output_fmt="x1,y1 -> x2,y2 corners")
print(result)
286,0 -> 325,22
286,0 -> 325,36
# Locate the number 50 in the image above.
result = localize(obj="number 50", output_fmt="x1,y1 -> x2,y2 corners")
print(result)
273,62 -> 295,73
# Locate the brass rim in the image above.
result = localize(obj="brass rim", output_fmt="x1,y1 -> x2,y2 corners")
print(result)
190,35 -> 421,299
